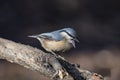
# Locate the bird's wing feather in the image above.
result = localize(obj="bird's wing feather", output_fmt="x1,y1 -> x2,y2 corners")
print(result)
39,31 -> 63,41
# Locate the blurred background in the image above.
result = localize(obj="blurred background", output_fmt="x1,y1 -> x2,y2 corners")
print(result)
0,0 -> 120,80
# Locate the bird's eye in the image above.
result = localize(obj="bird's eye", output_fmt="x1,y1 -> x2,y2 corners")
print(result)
71,38 -> 74,41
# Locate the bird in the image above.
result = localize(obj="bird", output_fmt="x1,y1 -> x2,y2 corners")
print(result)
28,28 -> 79,56
28,28 -> 79,79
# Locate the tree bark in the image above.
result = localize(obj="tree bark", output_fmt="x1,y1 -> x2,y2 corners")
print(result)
0,38 -> 104,80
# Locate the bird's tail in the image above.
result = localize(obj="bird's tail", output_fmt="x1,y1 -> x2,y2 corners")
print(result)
28,35 -> 38,38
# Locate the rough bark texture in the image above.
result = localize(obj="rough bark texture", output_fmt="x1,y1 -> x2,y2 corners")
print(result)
0,38 -> 104,80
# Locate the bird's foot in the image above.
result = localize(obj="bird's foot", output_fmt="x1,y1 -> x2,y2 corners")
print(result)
57,55 -> 65,60
50,52 -> 66,60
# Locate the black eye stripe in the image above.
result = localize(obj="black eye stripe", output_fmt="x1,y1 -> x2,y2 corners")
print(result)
61,30 -> 75,38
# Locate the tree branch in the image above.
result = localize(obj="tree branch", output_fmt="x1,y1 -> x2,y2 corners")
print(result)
0,38 -> 104,80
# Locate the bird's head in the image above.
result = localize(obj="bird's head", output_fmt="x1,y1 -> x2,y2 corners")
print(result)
60,28 -> 79,48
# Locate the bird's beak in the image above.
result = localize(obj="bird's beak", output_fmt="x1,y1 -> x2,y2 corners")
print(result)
70,38 -> 79,48
74,38 -> 79,43
28,35 -> 38,38
71,40 -> 76,48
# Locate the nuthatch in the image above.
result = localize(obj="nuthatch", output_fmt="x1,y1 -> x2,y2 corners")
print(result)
28,28 -> 79,55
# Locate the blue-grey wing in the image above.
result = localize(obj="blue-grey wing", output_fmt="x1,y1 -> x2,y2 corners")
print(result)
39,31 -> 63,41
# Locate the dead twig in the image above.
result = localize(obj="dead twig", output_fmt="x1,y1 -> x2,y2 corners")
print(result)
0,38 -> 104,80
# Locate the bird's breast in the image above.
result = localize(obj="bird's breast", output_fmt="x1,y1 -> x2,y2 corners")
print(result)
43,39 -> 72,52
